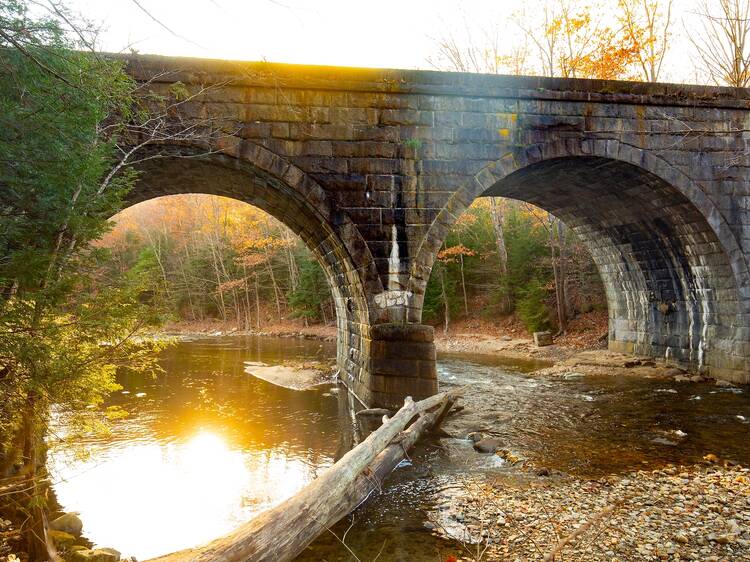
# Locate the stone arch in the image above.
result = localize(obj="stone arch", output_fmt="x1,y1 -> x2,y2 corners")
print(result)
409,139 -> 749,380
124,138 -> 383,402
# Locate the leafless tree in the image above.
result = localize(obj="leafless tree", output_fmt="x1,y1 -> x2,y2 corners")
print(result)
618,0 -> 674,82
517,0 -> 602,79
691,0 -> 750,87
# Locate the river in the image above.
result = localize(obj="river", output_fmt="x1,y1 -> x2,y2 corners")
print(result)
47,336 -> 750,561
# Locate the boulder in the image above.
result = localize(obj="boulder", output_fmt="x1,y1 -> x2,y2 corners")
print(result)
49,513 -> 83,538
48,529 -> 77,550
466,431 -> 484,443
473,437 -> 502,453
71,547 -> 121,562
533,331 -> 553,347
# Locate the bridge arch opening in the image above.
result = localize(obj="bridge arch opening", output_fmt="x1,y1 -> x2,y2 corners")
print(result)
476,155 -> 744,378
114,144 -> 379,403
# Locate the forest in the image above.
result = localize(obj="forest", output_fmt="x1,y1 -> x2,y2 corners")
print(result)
99,195 -> 608,337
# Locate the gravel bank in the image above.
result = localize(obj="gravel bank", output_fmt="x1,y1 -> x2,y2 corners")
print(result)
430,464 -> 750,561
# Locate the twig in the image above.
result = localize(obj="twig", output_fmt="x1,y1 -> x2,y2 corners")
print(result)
542,503 -> 619,561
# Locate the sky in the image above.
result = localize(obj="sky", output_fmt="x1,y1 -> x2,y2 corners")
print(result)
62,0 -> 706,83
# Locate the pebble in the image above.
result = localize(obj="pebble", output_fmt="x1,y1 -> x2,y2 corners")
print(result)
426,464 -> 750,561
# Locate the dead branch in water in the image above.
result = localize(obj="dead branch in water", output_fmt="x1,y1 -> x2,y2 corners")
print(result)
149,389 -> 461,562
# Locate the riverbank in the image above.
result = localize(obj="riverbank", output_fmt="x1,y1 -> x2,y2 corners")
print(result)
161,319 -> 337,341
164,311 -> 708,384
430,462 -> 750,561
23,334 -> 748,562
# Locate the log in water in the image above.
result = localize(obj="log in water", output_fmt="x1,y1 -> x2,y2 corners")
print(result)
149,389 -> 460,562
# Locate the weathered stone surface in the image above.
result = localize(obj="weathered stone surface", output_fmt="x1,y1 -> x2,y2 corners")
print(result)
48,529 -> 77,549
121,55 -> 750,406
71,548 -> 120,562
49,512 -> 83,538
533,331 -> 553,347
474,438 -> 503,453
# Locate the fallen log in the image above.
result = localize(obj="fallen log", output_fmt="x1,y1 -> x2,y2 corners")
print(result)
150,389 -> 460,562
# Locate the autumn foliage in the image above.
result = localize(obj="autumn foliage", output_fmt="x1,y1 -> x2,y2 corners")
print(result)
98,194 -> 334,328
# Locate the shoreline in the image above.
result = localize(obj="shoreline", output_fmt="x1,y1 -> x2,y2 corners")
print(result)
159,320 -> 712,384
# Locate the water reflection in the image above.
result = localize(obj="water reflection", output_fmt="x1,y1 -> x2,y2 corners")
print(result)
48,336 -> 342,560
47,337 -> 750,561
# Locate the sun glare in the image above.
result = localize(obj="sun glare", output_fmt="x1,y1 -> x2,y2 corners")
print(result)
48,428 -> 320,560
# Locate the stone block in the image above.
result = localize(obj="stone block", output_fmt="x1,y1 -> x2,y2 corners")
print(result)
533,331 -> 553,347
371,323 -> 434,343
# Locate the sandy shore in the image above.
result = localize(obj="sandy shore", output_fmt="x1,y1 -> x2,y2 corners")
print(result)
243,361 -> 334,390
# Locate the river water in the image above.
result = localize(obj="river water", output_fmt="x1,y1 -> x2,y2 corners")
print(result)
47,336 -> 750,561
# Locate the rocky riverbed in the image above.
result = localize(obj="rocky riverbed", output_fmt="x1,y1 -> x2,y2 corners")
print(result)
428,462 -> 750,561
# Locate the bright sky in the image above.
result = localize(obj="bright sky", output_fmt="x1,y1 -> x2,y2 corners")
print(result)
64,0 -> 706,83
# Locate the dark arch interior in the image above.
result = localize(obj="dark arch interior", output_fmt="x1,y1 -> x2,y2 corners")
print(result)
126,149 -> 371,385
482,156 -> 743,376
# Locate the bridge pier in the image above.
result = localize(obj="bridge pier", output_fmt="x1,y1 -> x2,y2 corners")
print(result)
340,322 -> 438,410
367,323 -> 438,410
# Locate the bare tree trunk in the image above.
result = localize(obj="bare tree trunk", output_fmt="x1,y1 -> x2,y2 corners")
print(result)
457,233 -> 469,317
557,220 -> 570,326
320,301 -> 328,325
265,258 -> 282,318
254,274 -> 261,330
242,264 -> 252,330
144,229 -> 170,297
551,219 -> 568,335
261,222 -> 283,318
282,230 -> 299,291
440,267 -> 450,335
489,197 -> 508,275
207,233 -> 227,321
20,396 -> 55,562
175,253 -> 197,321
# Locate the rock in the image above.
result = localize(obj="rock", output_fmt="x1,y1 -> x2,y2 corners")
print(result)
533,331 -> 553,347
49,512 -> 83,538
499,336 -> 512,341
498,449 -> 523,464
48,529 -> 77,549
473,438 -> 502,453
703,453 -> 720,463
674,532 -> 689,544
707,533 -> 733,544
467,431 -> 484,443
71,548 -> 121,562
715,379 -> 734,387
665,368 -> 686,377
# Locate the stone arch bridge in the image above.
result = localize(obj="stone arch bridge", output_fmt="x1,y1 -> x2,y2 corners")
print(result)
124,54 -> 750,408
